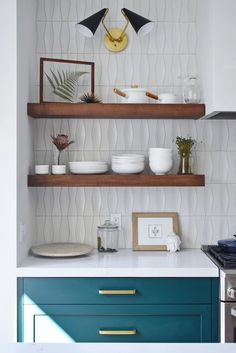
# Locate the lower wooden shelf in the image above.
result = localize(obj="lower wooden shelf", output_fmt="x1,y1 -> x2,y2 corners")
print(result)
28,173 -> 205,187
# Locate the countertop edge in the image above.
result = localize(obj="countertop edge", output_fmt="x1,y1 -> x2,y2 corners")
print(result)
16,267 -> 219,278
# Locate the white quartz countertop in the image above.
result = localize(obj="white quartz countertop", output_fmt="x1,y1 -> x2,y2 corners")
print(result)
17,249 -> 218,277
1,344 -> 236,353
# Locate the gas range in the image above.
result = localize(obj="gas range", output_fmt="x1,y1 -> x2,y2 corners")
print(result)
202,245 -> 236,342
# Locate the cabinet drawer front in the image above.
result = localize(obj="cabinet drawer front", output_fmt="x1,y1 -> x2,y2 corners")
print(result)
27,304 -> 212,343
22,278 -> 213,305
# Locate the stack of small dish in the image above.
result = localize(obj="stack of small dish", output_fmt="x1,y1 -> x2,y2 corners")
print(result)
69,161 -> 108,174
149,148 -> 173,175
112,154 -> 145,174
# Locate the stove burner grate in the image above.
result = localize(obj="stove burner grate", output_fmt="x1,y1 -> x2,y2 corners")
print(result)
208,245 -> 236,269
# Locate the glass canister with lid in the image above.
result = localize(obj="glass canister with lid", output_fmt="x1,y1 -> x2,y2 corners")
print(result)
97,220 -> 119,253
183,76 -> 201,104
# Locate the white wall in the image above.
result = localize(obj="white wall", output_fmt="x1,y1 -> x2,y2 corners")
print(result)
17,0 -> 37,265
0,0 -> 37,340
0,0 -> 17,342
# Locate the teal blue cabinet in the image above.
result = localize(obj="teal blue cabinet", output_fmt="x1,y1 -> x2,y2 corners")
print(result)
18,277 -> 219,343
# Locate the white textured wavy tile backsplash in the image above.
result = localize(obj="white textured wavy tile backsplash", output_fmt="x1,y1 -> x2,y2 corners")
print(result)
33,0 -> 236,248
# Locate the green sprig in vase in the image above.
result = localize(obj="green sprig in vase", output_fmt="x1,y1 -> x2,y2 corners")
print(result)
175,136 -> 196,175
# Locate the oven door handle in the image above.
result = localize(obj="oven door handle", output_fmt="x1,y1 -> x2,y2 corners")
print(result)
231,307 -> 236,318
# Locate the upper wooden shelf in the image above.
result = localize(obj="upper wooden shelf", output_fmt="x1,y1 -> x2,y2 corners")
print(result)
27,103 -> 205,120
28,173 -> 205,187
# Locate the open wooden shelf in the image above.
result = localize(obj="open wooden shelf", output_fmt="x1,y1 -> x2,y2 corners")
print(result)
28,173 -> 205,187
27,103 -> 205,119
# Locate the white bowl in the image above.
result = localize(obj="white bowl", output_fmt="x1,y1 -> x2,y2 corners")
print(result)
149,155 -> 173,161
35,165 -> 49,175
157,93 -> 178,104
112,155 -> 145,162
149,160 -> 173,175
112,158 -> 145,162
149,148 -> 172,151
112,160 -> 145,165
69,161 -> 109,174
69,161 -> 107,166
149,153 -> 172,158
52,165 -> 66,175
149,148 -> 172,154
112,154 -> 145,158
112,161 -> 145,166
149,157 -> 173,163
70,167 -> 108,174
70,167 -> 108,173
112,163 -> 144,174
149,154 -> 172,159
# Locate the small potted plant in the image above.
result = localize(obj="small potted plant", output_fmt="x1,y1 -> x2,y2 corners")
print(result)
51,134 -> 74,174
175,136 -> 196,175
80,93 -> 102,103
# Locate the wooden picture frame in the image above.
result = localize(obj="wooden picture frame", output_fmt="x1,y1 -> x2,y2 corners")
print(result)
132,212 -> 179,251
40,57 -> 95,103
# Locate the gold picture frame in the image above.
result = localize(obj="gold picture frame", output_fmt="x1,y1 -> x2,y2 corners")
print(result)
132,212 -> 179,251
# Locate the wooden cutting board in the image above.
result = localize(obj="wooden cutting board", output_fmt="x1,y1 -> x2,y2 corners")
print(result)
30,242 -> 93,258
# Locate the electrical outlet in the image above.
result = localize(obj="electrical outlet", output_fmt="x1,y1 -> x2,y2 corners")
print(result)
111,213 -> 122,230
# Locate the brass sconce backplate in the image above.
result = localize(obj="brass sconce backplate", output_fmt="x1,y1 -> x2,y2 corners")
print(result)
104,28 -> 128,52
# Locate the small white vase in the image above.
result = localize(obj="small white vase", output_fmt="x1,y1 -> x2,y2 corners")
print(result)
52,165 -> 66,175
35,165 -> 49,175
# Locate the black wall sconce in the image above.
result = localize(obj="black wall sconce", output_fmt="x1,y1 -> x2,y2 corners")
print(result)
76,8 -> 154,52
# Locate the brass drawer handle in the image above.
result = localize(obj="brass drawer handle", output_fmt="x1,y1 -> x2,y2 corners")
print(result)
99,330 -> 137,335
99,289 -> 136,295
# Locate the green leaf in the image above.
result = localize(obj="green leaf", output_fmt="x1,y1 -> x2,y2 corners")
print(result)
45,72 -> 56,90
75,71 -> 88,79
63,82 -> 75,94
50,69 -> 60,86
45,69 -> 89,102
55,87 -> 74,99
54,91 -> 74,102
57,70 -> 63,85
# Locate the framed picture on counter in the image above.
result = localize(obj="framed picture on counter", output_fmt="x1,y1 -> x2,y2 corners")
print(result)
132,212 -> 179,251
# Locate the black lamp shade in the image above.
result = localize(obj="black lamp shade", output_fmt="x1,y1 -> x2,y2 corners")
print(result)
122,8 -> 154,36
77,8 -> 107,38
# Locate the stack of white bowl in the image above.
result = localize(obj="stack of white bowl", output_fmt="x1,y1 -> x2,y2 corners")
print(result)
69,161 -> 108,174
149,148 -> 173,175
112,154 -> 145,174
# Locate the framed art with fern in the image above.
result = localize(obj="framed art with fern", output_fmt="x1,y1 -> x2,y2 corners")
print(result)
40,57 -> 95,103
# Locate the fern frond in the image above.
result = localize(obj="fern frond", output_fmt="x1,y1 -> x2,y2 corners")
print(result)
57,70 -> 63,85
50,69 -> 60,86
45,70 -> 88,102
45,72 -> 56,90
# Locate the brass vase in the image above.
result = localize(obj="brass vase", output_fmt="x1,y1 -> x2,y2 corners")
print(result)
178,153 -> 192,175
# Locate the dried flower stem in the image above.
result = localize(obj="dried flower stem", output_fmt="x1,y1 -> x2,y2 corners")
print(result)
51,134 -> 74,165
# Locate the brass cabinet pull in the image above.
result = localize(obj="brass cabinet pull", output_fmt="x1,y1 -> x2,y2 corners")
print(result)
99,330 -> 137,335
98,289 -> 136,295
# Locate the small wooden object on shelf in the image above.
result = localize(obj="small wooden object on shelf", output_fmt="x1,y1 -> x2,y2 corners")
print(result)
27,103 -> 205,120
28,173 -> 205,187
